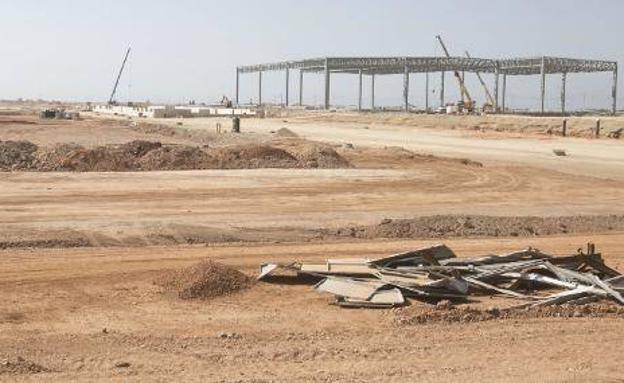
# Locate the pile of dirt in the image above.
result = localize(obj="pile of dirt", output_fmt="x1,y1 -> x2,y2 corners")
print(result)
274,127 -> 298,138
0,139 -> 351,171
31,143 -> 83,171
329,215 -> 624,239
156,260 -> 252,300
137,146 -> 213,170
395,301 -> 624,325
210,144 -> 299,169
0,357 -> 48,375
272,138 -> 351,168
0,140 -> 38,170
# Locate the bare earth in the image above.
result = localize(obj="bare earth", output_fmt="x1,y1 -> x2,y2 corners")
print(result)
1,111 -> 624,382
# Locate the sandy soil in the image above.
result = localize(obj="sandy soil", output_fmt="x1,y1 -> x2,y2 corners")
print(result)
2,234 -> 624,382
2,110 -> 624,382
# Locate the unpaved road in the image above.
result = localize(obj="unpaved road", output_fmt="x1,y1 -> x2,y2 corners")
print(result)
2,234 -> 624,382
154,113 -> 624,180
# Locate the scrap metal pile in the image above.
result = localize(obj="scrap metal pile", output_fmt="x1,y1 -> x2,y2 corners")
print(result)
258,243 -> 624,309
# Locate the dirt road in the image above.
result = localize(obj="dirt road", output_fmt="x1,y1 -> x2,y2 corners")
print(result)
2,234 -> 624,382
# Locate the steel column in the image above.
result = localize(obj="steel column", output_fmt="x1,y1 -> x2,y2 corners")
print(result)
235,67 -> 240,106
502,74 -> 507,112
371,73 -> 376,110
284,68 -> 289,106
403,65 -> 410,112
440,71 -> 445,107
299,70 -> 304,106
613,67 -> 618,115
561,72 -> 567,115
258,71 -> 263,106
425,71 -> 429,112
540,56 -> 546,114
358,69 -> 363,111
494,68 -> 500,112
324,58 -> 330,109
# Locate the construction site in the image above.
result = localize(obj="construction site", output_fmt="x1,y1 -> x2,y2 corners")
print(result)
2,4 -> 624,381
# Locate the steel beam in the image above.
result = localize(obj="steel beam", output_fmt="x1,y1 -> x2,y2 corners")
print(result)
403,65 -> 410,112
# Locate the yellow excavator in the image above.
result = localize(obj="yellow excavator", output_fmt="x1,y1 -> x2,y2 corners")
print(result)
435,35 -> 475,113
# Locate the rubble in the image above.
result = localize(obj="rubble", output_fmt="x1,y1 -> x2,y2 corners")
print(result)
258,243 -> 623,310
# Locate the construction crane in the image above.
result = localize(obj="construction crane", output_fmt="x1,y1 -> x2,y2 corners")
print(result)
108,47 -> 131,105
435,35 -> 474,112
464,50 -> 496,112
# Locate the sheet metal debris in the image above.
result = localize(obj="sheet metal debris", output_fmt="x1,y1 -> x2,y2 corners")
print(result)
258,243 -> 623,309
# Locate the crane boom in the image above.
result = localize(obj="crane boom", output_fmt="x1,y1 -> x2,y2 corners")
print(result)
108,47 -> 131,105
435,35 -> 473,108
465,50 -> 496,107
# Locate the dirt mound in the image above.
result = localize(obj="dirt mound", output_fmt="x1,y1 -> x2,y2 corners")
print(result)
32,143 -> 84,171
274,127 -> 298,137
1,139 -> 352,172
210,144 -> 299,169
119,140 -> 162,157
137,146 -> 213,170
272,139 -> 351,168
0,140 -> 38,170
157,260 -> 252,300
395,301 -> 624,325
0,357 -> 48,375
330,215 -> 624,239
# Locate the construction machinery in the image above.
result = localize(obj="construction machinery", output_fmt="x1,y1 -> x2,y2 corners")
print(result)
108,47 -> 131,105
465,50 -> 496,113
435,35 -> 475,113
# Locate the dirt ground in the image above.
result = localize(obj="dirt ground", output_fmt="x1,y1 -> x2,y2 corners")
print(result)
2,109 -> 624,382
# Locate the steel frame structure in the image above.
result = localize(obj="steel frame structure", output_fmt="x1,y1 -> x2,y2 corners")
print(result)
236,56 -> 618,114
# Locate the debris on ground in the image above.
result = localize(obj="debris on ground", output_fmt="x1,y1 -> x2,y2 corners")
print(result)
607,128 -> 622,139
258,243 -> 623,310
0,356 -> 48,375
157,260 -> 252,300
553,148 -> 567,156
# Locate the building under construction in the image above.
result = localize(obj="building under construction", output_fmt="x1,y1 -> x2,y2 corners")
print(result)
236,55 -> 618,114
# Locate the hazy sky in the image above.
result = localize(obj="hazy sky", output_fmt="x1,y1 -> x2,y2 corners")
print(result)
1,0 -> 622,111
